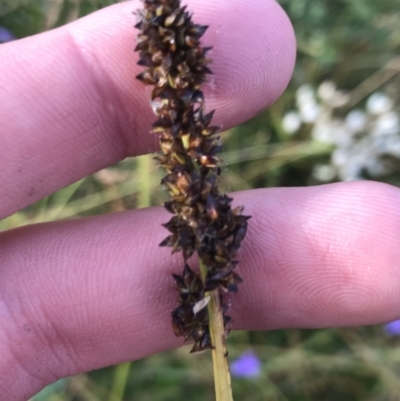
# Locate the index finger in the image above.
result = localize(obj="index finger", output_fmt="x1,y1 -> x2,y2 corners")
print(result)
0,0 -> 296,218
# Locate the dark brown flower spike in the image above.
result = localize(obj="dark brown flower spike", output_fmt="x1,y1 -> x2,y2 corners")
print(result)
135,0 -> 250,354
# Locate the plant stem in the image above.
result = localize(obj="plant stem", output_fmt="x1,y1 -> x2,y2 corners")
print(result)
199,260 -> 233,401
108,362 -> 131,401
137,155 -> 153,209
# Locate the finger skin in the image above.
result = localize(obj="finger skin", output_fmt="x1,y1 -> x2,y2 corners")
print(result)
0,0 -> 295,218
1,181 -> 400,399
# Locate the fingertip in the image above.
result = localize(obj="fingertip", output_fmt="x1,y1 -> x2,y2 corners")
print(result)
69,0 -> 296,136
234,182 -> 400,329
177,0 -> 297,127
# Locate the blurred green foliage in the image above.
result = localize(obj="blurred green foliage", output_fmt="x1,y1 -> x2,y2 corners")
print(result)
1,0 -> 400,400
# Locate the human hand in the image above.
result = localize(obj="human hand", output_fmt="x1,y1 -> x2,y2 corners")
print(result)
1,1 -> 400,400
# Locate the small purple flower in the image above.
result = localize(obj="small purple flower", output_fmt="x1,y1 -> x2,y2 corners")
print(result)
231,351 -> 261,378
0,27 -> 16,43
385,319 -> 400,336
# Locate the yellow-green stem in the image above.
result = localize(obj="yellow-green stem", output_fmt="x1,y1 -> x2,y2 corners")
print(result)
107,362 -> 131,401
199,260 -> 233,401
137,154 -> 153,209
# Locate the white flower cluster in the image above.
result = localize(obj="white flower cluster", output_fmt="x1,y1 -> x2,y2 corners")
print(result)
282,82 -> 400,181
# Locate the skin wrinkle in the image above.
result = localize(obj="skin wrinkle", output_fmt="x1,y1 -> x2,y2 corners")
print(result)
40,305 -> 85,376
0,295 -> 28,391
0,31 -> 124,216
55,211 -> 172,368
236,182 -> 400,328
12,290 -> 67,384
0,233 -> 86,382
65,30 -> 132,159
2,305 -> 48,393
233,198 -> 300,329
3,346 -> 44,397
0,33 -> 123,217
63,35 -> 129,168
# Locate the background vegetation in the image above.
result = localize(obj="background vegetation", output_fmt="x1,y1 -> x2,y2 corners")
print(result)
1,0 -> 400,400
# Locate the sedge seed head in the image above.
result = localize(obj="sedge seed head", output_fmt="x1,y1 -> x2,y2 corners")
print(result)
135,0 -> 250,352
